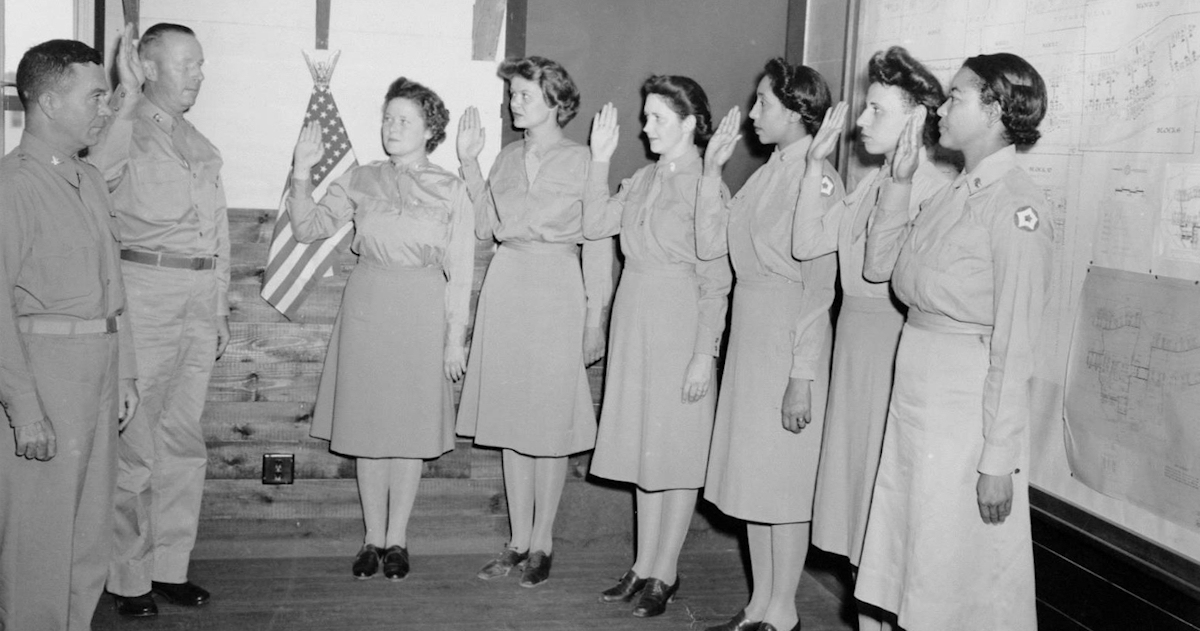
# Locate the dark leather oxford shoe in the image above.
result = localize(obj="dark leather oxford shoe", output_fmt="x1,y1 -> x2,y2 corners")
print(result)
151,580 -> 210,607
600,569 -> 647,603
382,545 -> 410,581
706,609 -> 762,631
352,544 -> 381,579
631,576 -> 679,618
113,591 -> 157,617
519,551 -> 552,587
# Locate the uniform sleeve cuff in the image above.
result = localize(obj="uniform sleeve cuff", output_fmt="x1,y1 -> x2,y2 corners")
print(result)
788,361 -> 815,381
977,444 -> 1020,476
8,395 -> 44,428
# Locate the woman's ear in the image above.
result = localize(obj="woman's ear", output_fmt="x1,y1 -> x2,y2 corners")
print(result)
983,100 -> 1002,128
682,114 -> 697,136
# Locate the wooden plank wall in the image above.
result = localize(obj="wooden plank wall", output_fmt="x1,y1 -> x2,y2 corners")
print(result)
204,209 -> 604,540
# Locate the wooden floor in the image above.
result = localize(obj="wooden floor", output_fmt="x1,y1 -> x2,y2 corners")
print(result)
90,546 -> 856,630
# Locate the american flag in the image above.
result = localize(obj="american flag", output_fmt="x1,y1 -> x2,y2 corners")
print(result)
261,53 -> 357,319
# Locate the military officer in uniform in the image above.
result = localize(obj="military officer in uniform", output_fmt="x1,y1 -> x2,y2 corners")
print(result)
90,22 -> 229,617
0,35 -> 140,630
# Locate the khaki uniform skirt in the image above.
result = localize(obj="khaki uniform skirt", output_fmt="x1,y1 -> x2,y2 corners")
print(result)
589,260 -> 717,490
456,242 -> 597,456
811,295 -> 905,564
704,280 -> 831,524
855,311 -> 1035,631
310,264 -> 455,459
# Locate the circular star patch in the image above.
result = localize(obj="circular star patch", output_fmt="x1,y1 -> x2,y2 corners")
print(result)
1014,206 -> 1039,232
820,175 -> 835,197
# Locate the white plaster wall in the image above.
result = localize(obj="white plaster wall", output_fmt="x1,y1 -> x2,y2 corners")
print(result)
3,0 -> 77,154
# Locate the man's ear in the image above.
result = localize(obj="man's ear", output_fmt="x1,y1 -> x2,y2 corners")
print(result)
37,91 -> 59,120
141,57 -> 157,82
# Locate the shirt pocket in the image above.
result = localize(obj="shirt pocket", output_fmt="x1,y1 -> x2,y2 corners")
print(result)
403,198 -> 453,226
932,223 -> 989,274
132,158 -> 191,219
28,243 -> 99,303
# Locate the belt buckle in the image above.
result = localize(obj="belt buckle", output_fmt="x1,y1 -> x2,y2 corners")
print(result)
105,316 -> 119,333
191,257 -> 205,270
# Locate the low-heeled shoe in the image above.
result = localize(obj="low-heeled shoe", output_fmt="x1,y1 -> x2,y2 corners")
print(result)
352,544 -> 382,579
600,569 -> 647,603
757,620 -> 801,631
477,547 -> 528,580
519,550 -> 552,587
382,545 -> 410,581
150,581 -> 210,607
631,576 -> 679,618
706,609 -> 762,631
113,591 -> 158,617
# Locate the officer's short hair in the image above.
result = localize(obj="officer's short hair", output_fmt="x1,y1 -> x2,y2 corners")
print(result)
15,39 -> 102,111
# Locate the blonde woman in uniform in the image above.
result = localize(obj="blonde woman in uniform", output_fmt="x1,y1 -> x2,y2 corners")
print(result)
855,52 -> 1051,631
455,56 -> 614,588
585,75 -> 732,618
291,78 -> 472,581
793,47 -> 950,631
699,59 -> 841,631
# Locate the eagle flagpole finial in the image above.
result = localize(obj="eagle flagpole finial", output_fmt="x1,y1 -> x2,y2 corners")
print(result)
302,50 -> 341,90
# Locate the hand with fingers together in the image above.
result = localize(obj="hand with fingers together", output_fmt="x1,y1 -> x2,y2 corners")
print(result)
681,354 -> 714,404
806,101 -> 848,169
704,106 -> 742,177
977,472 -> 1014,525
589,102 -> 620,162
457,106 -> 486,165
890,108 -> 926,184
292,120 -> 324,177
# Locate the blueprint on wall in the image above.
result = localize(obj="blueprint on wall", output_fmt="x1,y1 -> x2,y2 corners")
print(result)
1064,267 -> 1200,532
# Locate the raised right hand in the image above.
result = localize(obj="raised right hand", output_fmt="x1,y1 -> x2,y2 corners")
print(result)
589,102 -> 619,162
293,121 -> 324,175
457,106 -> 486,164
807,101 -> 848,166
704,106 -> 742,176
890,107 -> 926,184
14,418 -> 56,461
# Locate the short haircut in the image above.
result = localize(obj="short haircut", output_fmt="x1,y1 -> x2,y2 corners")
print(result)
867,46 -> 945,146
642,75 -> 714,147
497,56 -> 580,127
762,58 -> 832,137
138,22 -> 196,58
383,77 -> 450,153
15,39 -> 102,111
962,52 -> 1047,146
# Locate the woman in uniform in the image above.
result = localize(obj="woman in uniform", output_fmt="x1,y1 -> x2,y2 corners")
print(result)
584,75 -> 732,618
855,53 -> 1051,631
698,59 -> 841,631
455,56 -> 614,588
793,47 -> 950,631
290,77 -> 472,581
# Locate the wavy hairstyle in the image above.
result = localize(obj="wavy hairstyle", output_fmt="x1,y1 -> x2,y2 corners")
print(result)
762,58 -> 832,136
867,46 -> 945,146
497,56 -> 580,127
642,75 -> 713,147
384,77 -> 450,153
962,52 -> 1047,146
16,39 -> 102,110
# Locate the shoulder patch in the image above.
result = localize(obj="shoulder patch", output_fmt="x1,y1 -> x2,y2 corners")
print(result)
1014,206 -> 1039,232
820,175 -> 835,197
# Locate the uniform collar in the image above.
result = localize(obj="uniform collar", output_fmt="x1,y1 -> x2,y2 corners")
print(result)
954,144 -> 1016,194
18,132 -> 84,188
772,135 -> 813,165
656,145 -> 701,175
390,155 -> 430,174
139,97 -> 183,133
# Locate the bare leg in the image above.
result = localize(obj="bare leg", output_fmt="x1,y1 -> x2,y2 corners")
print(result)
647,488 -> 697,583
744,523 -> 773,620
632,489 -> 664,577
384,458 -> 424,548
502,449 -> 534,552
529,455 -> 567,553
356,458 -> 388,547
761,521 -> 810,630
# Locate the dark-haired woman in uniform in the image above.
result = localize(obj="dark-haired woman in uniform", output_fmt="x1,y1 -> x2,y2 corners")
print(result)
584,75 -> 732,618
291,77 -> 473,581
793,47 -> 951,631
455,56 -> 614,588
855,52 -> 1052,631
699,59 -> 842,631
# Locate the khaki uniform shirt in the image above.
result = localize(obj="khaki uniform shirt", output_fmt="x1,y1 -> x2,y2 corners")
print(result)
865,145 -> 1054,475
91,98 -> 230,315
0,133 -> 136,427
696,137 -> 843,380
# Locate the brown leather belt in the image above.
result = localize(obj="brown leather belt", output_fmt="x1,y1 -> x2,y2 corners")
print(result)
120,249 -> 215,270
17,315 -> 119,335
